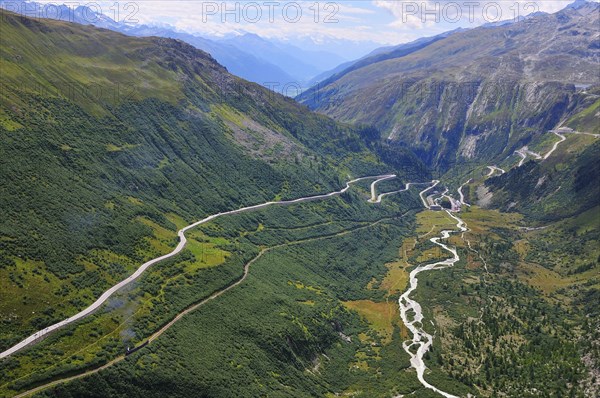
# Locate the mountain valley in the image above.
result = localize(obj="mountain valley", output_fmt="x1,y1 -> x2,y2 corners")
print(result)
0,2 -> 599,397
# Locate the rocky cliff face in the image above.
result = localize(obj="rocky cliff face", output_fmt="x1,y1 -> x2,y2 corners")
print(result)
298,1 -> 600,169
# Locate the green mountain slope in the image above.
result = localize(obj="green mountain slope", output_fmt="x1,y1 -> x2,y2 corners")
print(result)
2,5 -> 598,398
0,11 -> 425,353
0,13 -> 434,397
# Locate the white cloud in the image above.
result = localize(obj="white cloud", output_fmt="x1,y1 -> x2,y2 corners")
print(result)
338,4 -> 376,15
33,0 -> 584,45
373,0 -> 574,30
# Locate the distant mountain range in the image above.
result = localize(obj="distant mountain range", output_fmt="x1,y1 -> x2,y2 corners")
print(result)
307,28 -> 466,87
0,0 -> 359,89
115,26 -> 299,90
220,33 -> 347,84
4,1 -> 561,93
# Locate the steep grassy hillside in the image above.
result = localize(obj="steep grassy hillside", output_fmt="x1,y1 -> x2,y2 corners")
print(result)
298,1 -> 600,168
0,10 -> 428,354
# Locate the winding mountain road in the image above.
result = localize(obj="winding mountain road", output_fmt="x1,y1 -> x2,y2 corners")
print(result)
551,128 -> 599,138
369,178 -> 434,204
486,166 -> 505,177
515,147 -> 541,166
457,179 -> 472,207
543,129 -> 599,160
0,174 -> 397,360
418,180 -> 440,208
368,174 -> 397,202
516,127 -> 598,166
8,175 -> 443,398
543,131 -> 567,159
515,149 -> 527,167
6,176 -> 462,398
526,149 -> 542,159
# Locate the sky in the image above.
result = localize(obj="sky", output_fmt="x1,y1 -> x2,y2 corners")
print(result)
34,0 -> 583,45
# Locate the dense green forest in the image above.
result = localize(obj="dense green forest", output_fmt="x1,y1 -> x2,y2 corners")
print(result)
2,184 -> 432,397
